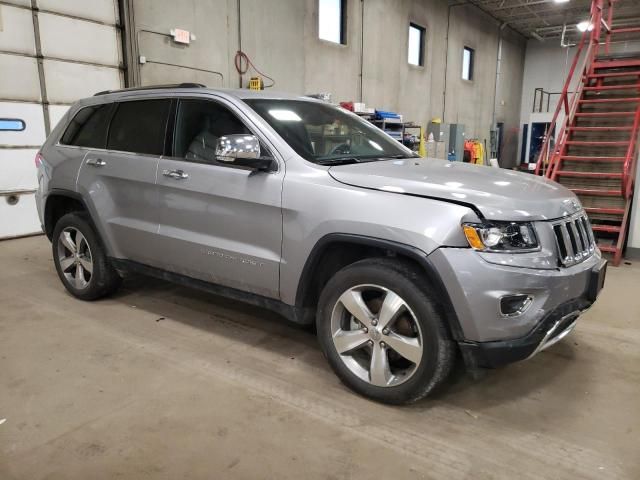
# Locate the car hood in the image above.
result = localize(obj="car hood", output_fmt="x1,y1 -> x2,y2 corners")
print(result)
328,158 -> 581,221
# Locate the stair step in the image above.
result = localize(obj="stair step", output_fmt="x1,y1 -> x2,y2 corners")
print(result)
564,140 -> 629,146
556,171 -> 622,179
584,206 -> 625,214
598,244 -> 618,253
579,97 -> 640,104
588,70 -> 640,79
593,59 -> 640,69
569,126 -> 633,132
560,155 -> 626,162
585,206 -> 625,215
583,84 -> 640,92
570,188 -> 622,196
574,111 -> 635,118
592,225 -> 622,233
596,52 -> 640,61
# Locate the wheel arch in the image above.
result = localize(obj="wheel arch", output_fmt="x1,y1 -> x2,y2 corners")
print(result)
43,190 -> 110,255
294,233 -> 465,340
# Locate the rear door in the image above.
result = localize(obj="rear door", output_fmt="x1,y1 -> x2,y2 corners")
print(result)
155,97 -> 283,299
76,98 -> 171,264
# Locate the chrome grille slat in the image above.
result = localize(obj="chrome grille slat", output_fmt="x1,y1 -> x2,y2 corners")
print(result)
552,212 -> 595,267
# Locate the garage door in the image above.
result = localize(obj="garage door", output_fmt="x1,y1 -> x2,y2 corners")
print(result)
0,0 -> 124,239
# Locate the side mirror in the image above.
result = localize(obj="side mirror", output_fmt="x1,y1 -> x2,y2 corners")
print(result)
215,134 -> 274,171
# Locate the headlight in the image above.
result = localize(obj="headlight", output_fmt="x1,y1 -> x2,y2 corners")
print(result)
462,222 -> 539,252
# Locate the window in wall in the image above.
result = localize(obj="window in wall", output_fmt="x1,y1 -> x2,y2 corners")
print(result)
319,0 -> 346,44
60,104 -> 115,148
0,118 -> 26,131
173,99 -> 250,164
408,23 -> 425,66
107,99 -> 171,155
462,46 -> 475,81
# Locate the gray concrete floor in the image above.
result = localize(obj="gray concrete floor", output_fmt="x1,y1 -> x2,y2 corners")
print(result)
0,236 -> 639,480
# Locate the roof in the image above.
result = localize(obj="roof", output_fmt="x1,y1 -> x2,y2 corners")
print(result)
93,83 -> 316,102
467,0 -> 640,40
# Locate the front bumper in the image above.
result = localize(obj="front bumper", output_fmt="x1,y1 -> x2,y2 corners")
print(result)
458,297 -> 589,368
428,247 -> 606,367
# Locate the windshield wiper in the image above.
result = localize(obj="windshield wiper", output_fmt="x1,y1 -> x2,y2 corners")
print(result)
387,154 -> 420,159
316,157 -> 362,166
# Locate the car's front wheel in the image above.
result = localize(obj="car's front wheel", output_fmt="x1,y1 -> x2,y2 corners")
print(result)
316,258 -> 455,404
52,212 -> 121,300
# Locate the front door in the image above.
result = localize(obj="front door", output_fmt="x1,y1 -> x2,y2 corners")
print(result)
76,98 -> 171,265
156,97 -> 283,299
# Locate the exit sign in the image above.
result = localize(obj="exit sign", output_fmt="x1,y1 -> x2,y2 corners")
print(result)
171,28 -> 191,44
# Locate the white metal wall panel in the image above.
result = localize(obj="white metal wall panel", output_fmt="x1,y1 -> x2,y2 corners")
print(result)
0,54 -> 41,101
0,0 -> 31,8
0,194 -> 41,239
39,13 -> 121,66
0,102 -> 45,147
0,5 -> 36,55
44,60 -> 122,103
38,0 -> 119,24
0,102 -> 44,237
0,150 -> 38,191
48,105 -> 71,131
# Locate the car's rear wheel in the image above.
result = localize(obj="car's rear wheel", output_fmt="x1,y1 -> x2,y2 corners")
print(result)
316,258 -> 455,404
52,212 -> 121,300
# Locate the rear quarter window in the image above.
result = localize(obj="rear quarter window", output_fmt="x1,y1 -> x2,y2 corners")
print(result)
60,103 -> 114,148
106,99 -> 171,156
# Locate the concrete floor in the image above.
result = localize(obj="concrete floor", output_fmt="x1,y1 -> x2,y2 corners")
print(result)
0,236 -> 638,479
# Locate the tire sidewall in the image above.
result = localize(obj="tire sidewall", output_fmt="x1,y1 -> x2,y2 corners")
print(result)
51,212 -> 115,300
317,259 -> 452,404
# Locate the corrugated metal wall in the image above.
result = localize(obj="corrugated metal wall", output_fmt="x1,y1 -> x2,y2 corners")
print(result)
0,0 -> 124,239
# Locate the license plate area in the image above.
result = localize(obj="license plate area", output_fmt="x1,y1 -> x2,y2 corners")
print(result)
587,259 -> 607,302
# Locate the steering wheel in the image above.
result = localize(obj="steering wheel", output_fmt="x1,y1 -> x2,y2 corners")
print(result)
330,143 -> 351,155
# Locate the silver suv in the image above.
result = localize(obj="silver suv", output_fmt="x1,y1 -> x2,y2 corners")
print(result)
36,85 -> 607,404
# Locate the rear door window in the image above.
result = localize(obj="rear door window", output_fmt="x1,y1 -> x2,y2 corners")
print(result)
60,103 -> 114,148
107,99 -> 171,155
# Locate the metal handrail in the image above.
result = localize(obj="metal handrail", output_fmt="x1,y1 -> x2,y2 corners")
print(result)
534,13 -> 596,176
622,103 -> 640,199
535,0 -> 619,177
537,0 -> 639,200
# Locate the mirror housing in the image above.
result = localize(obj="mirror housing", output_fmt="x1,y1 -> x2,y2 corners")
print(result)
215,134 -> 274,171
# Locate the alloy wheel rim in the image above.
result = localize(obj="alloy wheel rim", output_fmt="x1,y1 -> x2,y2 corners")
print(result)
330,284 -> 423,388
57,227 -> 93,290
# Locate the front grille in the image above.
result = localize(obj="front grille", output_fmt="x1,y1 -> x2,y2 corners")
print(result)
552,212 -> 596,267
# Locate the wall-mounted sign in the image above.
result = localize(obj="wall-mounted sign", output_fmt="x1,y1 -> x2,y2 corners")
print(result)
171,28 -> 191,45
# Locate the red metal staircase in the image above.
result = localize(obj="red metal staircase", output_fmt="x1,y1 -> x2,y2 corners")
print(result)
535,0 -> 640,266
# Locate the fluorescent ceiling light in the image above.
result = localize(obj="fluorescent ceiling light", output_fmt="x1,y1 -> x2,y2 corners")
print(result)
268,109 -> 302,121
577,21 -> 593,32
553,0 -> 570,3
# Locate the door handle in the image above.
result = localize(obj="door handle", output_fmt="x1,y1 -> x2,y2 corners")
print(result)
162,169 -> 189,180
86,158 -> 106,167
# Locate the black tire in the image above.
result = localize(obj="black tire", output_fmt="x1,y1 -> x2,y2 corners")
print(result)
52,212 -> 121,300
316,257 -> 455,404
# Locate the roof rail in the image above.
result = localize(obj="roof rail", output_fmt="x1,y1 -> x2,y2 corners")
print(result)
94,83 -> 207,96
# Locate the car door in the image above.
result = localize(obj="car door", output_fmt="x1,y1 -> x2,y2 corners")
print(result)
155,96 -> 283,299
75,98 -> 171,265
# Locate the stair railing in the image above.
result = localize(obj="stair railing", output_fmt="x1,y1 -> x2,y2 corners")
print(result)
535,1 -> 605,176
622,102 -> 640,199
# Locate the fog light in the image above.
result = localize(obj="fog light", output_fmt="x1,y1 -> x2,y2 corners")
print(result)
500,294 -> 532,316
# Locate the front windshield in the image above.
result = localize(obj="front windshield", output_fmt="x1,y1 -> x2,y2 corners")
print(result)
244,99 -> 417,164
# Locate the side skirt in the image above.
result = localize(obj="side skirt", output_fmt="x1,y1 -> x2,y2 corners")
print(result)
109,258 -> 310,326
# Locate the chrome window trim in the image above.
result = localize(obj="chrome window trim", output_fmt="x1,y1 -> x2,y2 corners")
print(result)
54,93 -> 283,174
